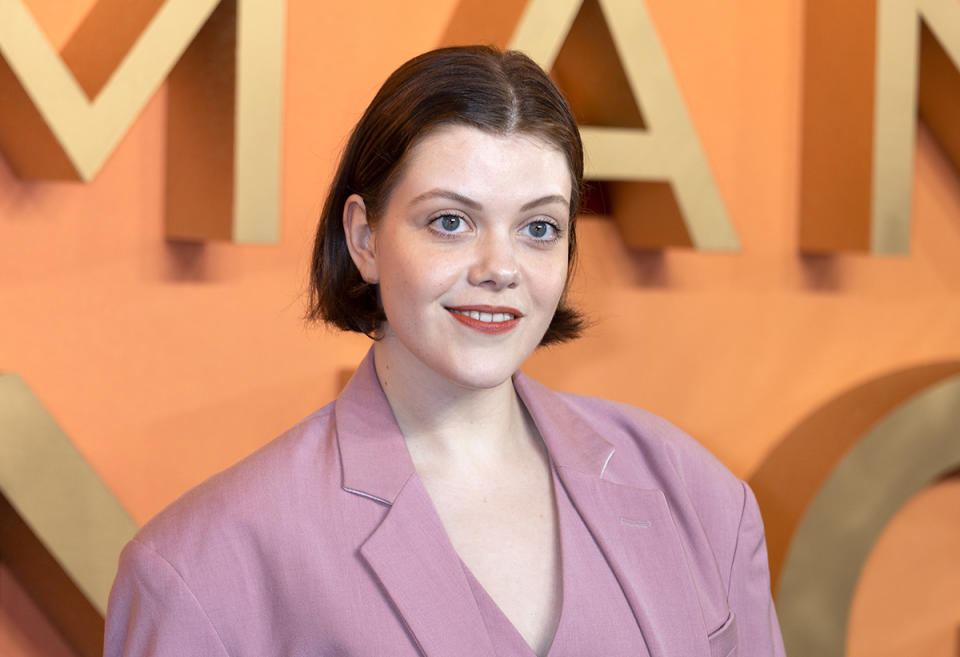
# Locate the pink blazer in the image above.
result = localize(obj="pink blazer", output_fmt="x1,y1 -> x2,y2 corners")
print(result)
105,350 -> 785,656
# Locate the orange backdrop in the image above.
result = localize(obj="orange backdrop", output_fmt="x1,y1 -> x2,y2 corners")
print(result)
2,0 -> 959,655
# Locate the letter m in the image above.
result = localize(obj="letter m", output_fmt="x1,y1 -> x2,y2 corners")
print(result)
0,0 -> 284,242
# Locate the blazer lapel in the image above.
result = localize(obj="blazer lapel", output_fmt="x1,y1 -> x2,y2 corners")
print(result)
515,373 -> 711,657
557,468 -> 710,657
337,350 -> 494,657
360,475 -> 497,657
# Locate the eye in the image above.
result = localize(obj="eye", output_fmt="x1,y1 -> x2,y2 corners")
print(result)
524,220 -> 558,240
430,213 -> 468,234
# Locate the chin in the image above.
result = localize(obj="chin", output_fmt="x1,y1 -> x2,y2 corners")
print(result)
435,356 -> 521,391
378,322 -> 544,392
425,340 -> 540,389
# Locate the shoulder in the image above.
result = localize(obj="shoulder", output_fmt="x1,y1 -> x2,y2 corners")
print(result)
129,402 -> 341,564
105,402 -> 354,655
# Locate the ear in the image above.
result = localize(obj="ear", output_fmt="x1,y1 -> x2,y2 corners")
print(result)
343,193 -> 379,284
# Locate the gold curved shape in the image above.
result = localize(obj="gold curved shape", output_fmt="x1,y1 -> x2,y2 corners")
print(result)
750,361 -> 960,582
775,371 -> 960,657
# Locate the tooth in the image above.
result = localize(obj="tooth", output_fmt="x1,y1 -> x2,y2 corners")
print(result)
469,311 -> 480,320
493,313 -> 505,322
479,312 -> 492,322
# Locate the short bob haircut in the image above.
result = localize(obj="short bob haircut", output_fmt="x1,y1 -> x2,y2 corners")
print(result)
307,45 -> 585,344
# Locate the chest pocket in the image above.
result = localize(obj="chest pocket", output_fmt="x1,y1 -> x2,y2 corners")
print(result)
708,611 -> 737,657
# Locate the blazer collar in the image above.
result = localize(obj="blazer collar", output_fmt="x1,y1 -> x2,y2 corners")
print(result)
335,349 -> 619,503
335,348 -> 710,657
512,371 -> 616,477
334,349 -> 414,504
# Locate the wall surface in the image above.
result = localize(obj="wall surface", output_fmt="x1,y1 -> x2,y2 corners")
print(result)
2,0 -> 959,655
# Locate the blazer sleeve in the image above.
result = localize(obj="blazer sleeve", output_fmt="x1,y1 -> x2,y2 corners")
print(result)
104,539 -> 230,657
728,482 -> 787,657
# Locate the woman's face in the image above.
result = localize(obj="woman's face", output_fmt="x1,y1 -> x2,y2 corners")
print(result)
345,124 -> 572,391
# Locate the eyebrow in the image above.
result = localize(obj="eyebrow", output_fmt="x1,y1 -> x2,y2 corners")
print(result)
410,189 -> 569,212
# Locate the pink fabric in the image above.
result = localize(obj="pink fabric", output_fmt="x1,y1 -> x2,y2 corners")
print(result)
104,348 -> 786,657
464,465 -> 649,656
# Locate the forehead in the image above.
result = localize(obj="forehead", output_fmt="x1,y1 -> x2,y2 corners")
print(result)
391,125 -> 572,205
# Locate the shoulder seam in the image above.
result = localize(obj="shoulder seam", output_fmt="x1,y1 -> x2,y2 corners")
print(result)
130,537 -> 232,657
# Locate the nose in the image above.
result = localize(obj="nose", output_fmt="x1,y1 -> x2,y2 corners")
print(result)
467,230 -> 519,290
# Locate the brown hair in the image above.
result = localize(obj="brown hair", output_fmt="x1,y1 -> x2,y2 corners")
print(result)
307,45 -> 585,344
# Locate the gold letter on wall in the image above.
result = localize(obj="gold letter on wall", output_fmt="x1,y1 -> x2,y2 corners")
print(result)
443,0 -> 739,251
800,0 -> 960,254
0,0 -> 284,243
0,373 -> 138,655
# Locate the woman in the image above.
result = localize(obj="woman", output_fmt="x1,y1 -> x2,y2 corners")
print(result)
105,46 -> 785,657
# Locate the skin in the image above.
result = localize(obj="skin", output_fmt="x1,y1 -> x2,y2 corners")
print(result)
343,124 -> 572,656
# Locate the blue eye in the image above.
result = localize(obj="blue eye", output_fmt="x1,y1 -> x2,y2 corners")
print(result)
526,221 -> 556,240
440,215 -> 461,231
432,214 -> 466,233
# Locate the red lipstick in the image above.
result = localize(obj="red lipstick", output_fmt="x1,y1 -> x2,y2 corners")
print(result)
445,305 -> 523,334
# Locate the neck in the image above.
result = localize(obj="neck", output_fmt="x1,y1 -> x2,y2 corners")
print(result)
372,336 -> 535,474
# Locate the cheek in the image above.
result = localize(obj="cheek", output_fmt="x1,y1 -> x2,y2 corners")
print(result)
378,249 -> 460,311
550,266 -> 569,306
529,257 -> 569,311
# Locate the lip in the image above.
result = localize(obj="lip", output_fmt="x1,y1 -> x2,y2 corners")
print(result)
445,305 -> 523,334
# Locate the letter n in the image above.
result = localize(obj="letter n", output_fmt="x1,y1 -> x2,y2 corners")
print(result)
800,0 -> 960,254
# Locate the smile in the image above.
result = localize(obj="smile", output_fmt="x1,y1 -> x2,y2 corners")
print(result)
450,309 -> 516,322
446,306 -> 522,334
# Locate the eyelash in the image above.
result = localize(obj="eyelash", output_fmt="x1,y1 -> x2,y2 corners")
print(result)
427,213 -> 563,243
